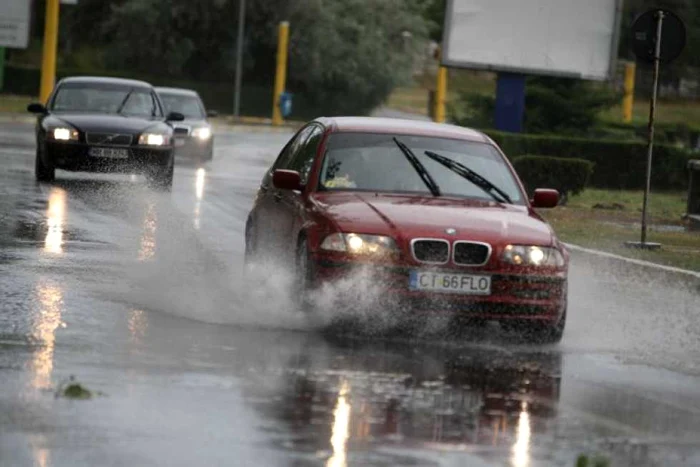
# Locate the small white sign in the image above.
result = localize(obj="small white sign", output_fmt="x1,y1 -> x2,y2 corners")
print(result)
0,0 -> 31,49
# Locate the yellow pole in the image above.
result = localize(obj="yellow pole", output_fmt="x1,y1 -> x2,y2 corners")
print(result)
40,0 -> 61,104
622,61 -> 636,123
434,66 -> 448,123
272,21 -> 290,126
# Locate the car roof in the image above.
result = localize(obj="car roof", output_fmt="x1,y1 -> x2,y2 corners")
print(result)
155,87 -> 200,97
58,76 -> 153,89
315,117 -> 489,143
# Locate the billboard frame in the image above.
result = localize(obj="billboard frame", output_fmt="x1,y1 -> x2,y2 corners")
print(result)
440,0 -> 625,81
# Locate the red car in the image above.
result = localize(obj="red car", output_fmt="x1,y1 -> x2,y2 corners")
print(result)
245,117 -> 568,342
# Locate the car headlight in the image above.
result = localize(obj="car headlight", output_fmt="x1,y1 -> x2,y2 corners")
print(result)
192,127 -> 211,140
320,233 -> 398,255
138,133 -> 169,146
502,245 -> 565,267
50,127 -> 79,141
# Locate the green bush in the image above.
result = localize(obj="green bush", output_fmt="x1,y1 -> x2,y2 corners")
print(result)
512,156 -> 594,202
486,130 -> 693,190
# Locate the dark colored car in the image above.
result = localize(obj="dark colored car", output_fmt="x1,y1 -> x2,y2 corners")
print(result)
155,87 -> 216,162
245,117 -> 568,342
27,76 -> 184,189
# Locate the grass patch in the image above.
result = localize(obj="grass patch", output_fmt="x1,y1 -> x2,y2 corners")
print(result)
0,94 -> 35,113
601,98 -> 700,128
541,189 -> 700,271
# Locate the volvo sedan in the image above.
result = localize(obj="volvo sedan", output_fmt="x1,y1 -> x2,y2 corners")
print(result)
28,76 -> 183,189
245,117 -> 568,342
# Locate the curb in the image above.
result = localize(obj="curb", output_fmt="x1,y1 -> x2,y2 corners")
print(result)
565,243 -> 700,279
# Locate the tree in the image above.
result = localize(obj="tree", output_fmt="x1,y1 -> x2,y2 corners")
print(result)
246,0 -> 428,116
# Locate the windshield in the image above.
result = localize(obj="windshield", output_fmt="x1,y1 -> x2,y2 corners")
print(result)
51,83 -> 159,117
159,93 -> 205,119
319,133 -> 525,204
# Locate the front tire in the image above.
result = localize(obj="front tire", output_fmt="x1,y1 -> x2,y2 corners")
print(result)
294,237 -> 315,311
35,146 -> 55,182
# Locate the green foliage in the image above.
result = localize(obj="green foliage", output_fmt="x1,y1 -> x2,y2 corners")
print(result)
523,77 -> 618,135
513,156 -> 594,201
45,0 -> 428,117
486,130 -> 693,190
245,0 -> 428,116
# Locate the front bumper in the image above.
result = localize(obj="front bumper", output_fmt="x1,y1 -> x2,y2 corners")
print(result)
46,141 -> 173,173
311,254 -> 567,322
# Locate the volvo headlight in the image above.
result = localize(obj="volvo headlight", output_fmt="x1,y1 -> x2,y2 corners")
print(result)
320,233 -> 398,255
502,245 -> 565,267
50,127 -> 79,141
192,127 -> 211,140
138,133 -> 169,146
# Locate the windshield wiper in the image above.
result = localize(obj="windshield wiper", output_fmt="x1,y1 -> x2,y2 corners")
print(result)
115,89 -> 134,115
393,138 -> 441,197
424,150 -> 513,204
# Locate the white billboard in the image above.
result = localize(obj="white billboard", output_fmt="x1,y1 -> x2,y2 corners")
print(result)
442,0 -> 623,80
0,0 -> 31,48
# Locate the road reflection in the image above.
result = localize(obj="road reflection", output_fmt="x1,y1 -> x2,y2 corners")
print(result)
194,167 -> 206,230
327,380 -> 351,467
30,279 -> 64,389
268,339 -> 560,462
138,201 -> 158,261
44,187 -> 67,254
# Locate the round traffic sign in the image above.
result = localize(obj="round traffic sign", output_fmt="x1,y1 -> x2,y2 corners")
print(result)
631,9 -> 686,64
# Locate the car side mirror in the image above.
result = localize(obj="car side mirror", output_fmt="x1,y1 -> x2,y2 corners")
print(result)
531,188 -> 560,208
166,111 -> 185,122
206,110 -> 218,118
27,103 -> 47,114
272,169 -> 303,191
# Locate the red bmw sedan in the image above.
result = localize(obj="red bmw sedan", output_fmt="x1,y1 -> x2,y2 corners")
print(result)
245,117 -> 568,342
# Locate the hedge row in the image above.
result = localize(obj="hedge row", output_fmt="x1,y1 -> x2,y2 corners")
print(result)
512,156 -> 594,200
486,130 -> 694,190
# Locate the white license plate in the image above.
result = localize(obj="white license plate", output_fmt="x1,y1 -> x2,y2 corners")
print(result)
174,139 -> 186,147
409,271 -> 491,295
89,147 -> 129,159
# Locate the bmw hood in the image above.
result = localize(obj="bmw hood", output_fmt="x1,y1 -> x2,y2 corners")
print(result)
312,192 -> 556,247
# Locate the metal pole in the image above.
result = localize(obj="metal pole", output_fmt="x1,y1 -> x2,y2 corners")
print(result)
233,0 -> 246,118
640,10 -> 664,245
40,0 -> 61,104
272,21 -> 289,126
434,66 -> 448,123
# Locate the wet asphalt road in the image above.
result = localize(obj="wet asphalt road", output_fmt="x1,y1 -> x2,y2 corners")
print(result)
1,122 -> 700,467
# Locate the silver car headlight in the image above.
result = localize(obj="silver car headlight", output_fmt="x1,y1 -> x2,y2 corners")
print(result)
320,233 -> 398,255
138,133 -> 169,146
192,127 -> 211,140
50,127 -> 79,141
502,245 -> 565,267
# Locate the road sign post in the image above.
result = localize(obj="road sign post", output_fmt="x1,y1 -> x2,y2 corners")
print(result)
626,9 -> 686,250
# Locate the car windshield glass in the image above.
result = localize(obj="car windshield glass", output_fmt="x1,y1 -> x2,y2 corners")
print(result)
319,132 -> 524,204
159,94 -> 205,119
52,83 -> 158,117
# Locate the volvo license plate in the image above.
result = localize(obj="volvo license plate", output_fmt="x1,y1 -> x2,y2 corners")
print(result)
89,147 -> 129,159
